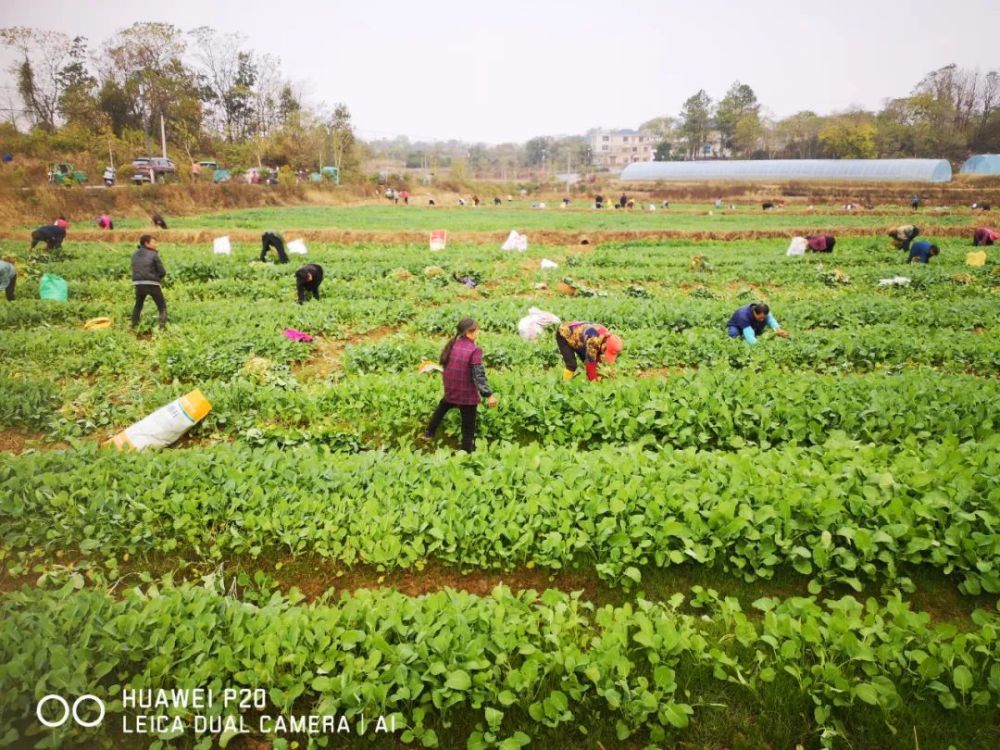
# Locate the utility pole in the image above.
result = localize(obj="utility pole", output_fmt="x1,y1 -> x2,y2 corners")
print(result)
160,115 -> 167,158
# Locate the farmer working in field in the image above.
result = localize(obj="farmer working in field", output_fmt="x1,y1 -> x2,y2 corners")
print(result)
887,225 -> 920,252
30,223 -> 66,251
295,263 -> 324,304
0,257 -> 17,301
421,317 -> 498,453
97,214 -> 114,230
152,213 -> 168,229
908,240 -> 939,264
727,302 -> 789,345
805,234 -> 836,253
130,234 -> 168,330
555,321 -> 623,381
260,231 -> 289,263
973,227 -> 999,246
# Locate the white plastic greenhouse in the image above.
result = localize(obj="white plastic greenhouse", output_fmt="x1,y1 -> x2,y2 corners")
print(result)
620,159 -> 952,183
960,155 -> 1000,175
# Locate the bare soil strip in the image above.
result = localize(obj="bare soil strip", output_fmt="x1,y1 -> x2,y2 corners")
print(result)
1,551 -> 989,622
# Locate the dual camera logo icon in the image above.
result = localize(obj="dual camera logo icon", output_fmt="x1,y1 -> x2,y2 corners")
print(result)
36,694 -> 106,728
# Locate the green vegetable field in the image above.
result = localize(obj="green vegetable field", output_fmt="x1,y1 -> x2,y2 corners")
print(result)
1,203 -> 998,749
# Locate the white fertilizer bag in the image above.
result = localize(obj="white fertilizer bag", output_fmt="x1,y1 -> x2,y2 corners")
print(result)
213,236 -> 232,255
429,230 -> 447,251
540,258 -> 559,270
786,237 -> 807,256
502,230 -> 528,252
517,307 -> 561,342
288,239 -> 308,255
107,389 -> 212,451
878,276 -> 911,287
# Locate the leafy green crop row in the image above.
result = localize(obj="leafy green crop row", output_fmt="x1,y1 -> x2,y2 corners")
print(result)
0,374 -> 59,431
3,437 -> 997,592
412,294 -> 1000,334
4,360 -> 995,449
1,582 -> 997,749
342,326 -> 999,376
211,369 -> 998,451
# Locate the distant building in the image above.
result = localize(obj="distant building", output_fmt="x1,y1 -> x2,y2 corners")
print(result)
590,129 -> 656,169
695,131 -> 731,160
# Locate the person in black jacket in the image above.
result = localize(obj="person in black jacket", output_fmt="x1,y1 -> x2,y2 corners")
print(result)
151,212 -> 168,229
261,231 -> 289,263
295,263 -> 323,304
130,234 -> 168,330
30,224 -> 66,250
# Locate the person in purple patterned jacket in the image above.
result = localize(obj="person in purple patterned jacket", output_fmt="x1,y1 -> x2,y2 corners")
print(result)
422,318 -> 498,452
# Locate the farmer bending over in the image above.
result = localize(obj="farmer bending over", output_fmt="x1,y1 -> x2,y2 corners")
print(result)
908,240 -> 939,264
0,257 -> 17,301
295,263 -> 324,304
727,302 -> 788,345
260,231 -> 289,263
30,224 -> 66,251
973,227 -> 999,246
887,225 -> 920,252
555,321 -> 623,381
806,234 -> 835,252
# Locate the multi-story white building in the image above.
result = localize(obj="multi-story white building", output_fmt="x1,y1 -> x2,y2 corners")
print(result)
590,129 -> 656,169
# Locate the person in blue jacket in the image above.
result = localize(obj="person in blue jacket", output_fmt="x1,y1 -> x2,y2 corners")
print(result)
727,303 -> 789,344
908,240 -> 939,264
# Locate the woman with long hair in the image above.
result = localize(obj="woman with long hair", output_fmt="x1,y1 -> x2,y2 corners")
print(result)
422,318 -> 498,452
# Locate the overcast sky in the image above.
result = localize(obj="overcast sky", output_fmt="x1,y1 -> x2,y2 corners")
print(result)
1,0 -> 998,143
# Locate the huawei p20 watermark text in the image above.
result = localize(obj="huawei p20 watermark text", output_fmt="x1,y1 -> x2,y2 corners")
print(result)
37,689 -> 400,737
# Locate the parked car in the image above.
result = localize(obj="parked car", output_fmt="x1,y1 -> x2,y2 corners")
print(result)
131,157 -> 177,184
244,166 -> 278,185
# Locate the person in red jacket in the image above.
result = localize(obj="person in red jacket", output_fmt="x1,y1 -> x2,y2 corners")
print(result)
805,234 -> 835,252
422,318 -> 498,452
973,227 -> 999,246
555,321 -> 623,381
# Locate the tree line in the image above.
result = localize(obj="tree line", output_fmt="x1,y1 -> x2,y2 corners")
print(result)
358,67 -> 1000,178
651,69 -> 999,161
0,23 -> 359,176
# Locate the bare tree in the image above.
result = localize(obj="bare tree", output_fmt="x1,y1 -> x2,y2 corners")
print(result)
0,27 -> 73,130
99,22 -> 195,137
188,27 -> 245,141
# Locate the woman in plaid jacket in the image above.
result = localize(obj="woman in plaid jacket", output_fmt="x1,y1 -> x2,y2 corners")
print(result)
422,318 -> 498,452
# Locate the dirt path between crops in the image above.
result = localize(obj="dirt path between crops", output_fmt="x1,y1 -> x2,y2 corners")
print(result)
3,551 -> 990,623
291,324 -> 402,381
0,429 -> 69,453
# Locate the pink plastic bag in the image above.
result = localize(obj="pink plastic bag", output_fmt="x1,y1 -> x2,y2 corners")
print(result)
282,328 -> 314,343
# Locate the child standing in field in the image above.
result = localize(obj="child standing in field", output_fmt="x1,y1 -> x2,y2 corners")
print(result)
422,318 -> 498,453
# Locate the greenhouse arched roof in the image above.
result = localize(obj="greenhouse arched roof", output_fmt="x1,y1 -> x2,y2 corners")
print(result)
960,155 -> 1000,175
620,159 -> 952,183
